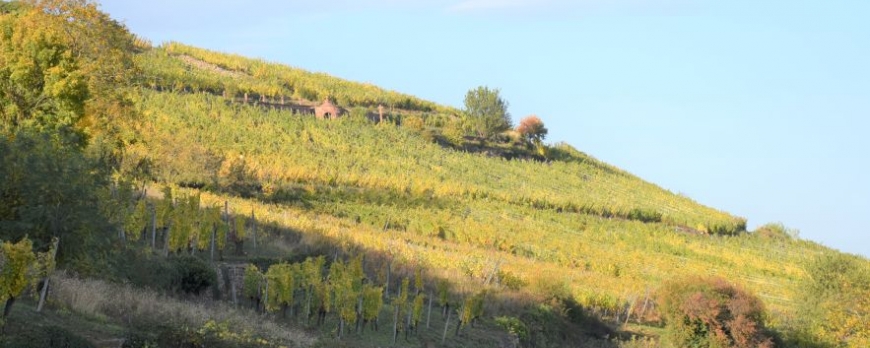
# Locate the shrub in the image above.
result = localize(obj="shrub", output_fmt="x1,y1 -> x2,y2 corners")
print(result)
402,115 -> 425,133
754,222 -> 799,239
170,256 -> 217,295
495,316 -> 529,340
218,155 -> 261,198
795,253 -> 870,347
657,276 -> 773,348
627,208 -> 662,223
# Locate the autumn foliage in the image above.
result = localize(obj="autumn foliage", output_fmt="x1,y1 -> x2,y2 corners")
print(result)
657,276 -> 773,348
516,115 -> 548,143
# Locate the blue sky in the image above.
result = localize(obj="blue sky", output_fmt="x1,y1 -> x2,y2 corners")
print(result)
100,0 -> 870,257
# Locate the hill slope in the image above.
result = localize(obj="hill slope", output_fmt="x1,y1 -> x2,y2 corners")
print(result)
128,43 -> 823,320
3,2 -> 867,345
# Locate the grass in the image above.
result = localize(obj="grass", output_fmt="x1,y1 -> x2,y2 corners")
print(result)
48,271 -> 316,348
2,300 -> 124,348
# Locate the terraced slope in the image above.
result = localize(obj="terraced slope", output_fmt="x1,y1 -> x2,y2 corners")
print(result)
127,52 -> 817,319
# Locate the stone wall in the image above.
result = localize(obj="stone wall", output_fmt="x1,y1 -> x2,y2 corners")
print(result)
214,262 -> 249,303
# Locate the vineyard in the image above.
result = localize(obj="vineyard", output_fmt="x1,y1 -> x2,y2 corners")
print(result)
116,58 -> 829,321
3,2 -> 869,346
110,42 -> 842,345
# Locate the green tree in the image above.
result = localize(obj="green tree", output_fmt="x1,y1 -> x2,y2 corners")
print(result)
0,0 -> 137,147
0,131 -> 111,262
463,86 -> 511,140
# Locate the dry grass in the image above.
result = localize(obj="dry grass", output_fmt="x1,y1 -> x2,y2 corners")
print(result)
49,271 -> 316,347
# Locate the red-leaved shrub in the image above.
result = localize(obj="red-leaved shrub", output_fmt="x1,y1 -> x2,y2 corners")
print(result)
656,276 -> 773,348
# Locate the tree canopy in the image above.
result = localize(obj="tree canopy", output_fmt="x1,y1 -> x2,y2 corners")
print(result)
516,115 -> 548,144
463,86 -> 511,139
0,0 -> 134,263
0,0 -> 137,147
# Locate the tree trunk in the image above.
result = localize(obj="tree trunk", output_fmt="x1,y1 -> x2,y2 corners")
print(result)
3,297 -> 15,319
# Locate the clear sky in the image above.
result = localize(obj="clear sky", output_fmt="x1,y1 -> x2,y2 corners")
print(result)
99,0 -> 870,258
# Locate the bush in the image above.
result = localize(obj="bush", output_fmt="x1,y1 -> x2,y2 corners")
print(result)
123,255 -> 216,296
626,208 -> 662,223
657,276 -> 773,348
754,222 -> 799,239
124,254 -> 176,292
170,256 -> 217,295
795,253 -> 870,347
402,115 -> 425,133
495,316 -> 529,340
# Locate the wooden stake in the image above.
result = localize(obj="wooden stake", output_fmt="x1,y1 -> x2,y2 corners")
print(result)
150,203 -> 157,249
427,291 -> 433,329
442,309 -> 451,344
36,238 -> 59,312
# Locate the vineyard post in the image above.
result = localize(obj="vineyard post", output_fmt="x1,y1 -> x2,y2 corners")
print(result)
385,260 -> 392,300
426,290 -> 433,329
36,238 -> 60,312
164,225 -> 171,257
210,225 -> 216,263
624,294 -> 637,325
263,277 -> 269,315
305,284 -> 312,325
441,309 -> 451,344
356,294 -> 364,334
405,301 -> 413,340
119,224 -> 126,245
224,201 -> 229,246
231,281 -> 238,305
392,303 -> 399,344
251,210 -> 258,252
150,203 -> 156,249
638,287 -> 651,321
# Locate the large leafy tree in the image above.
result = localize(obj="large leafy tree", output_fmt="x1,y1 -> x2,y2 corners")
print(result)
0,0 -> 135,263
0,131 -> 111,261
0,0 -> 137,147
463,86 -> 511,140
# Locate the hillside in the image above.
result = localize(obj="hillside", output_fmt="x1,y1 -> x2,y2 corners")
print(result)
2,2 -> 869,348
